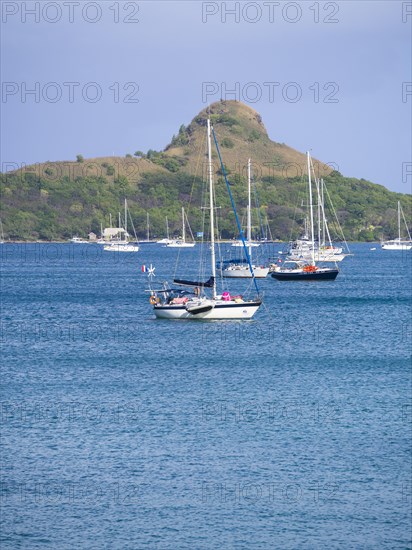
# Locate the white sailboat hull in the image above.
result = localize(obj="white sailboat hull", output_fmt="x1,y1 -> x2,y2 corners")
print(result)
381,240 -> 412,250
288,252 -> 347,262
219,265 -> 269,278
166,241 -> 196,248
231,241 -> 260,247
153,299 -> 261,320
104,243 -> 139,252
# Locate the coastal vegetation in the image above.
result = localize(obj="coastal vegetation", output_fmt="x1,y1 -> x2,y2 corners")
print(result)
1,101 -> 410,241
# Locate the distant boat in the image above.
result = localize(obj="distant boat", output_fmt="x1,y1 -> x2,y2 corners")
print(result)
166,207 -> 196,248
104,199 -> 139,252
157,217 -> 173,245
219,159 -> 269,278
271,152 -> 339,281
138,212 -> 157,243
381,202 -> 412,250
70,236 -> 89,244
271,260 -> 339,281
231,240 -> 260,247
285,178 -> 350,263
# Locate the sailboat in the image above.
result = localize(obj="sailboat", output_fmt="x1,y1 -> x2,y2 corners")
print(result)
285,178 -> 349,262
147,118 -> 262,319
271,151 -> 339,281
218,159 -> 269,278
156,217 -> 173,245
166,207 -> 196,248
104,199 -> 139,252
381,202 -> 412,250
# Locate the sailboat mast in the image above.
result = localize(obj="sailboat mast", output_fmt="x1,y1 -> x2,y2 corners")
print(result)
321,179 -> 325,246
124,199 -> 127,239
207,118 -> 217,299
398,201 -> 401,241
182,206 -> 186,243
307,151 -> 316,265
147,212 -> 150,242
317,177 -> 321,248
166,217 -> 169,239
247,159 -> 252,256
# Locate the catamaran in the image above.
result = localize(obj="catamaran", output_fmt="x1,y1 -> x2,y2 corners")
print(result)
104,199 -> 139,252
218,159 -> 269,278
381,201 -> 412,250
147,119 -> 262,319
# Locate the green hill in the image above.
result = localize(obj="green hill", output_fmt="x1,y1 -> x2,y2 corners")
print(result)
1,100 -> 411,242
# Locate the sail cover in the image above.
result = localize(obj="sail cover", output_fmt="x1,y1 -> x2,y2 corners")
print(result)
173,276 -> 215,288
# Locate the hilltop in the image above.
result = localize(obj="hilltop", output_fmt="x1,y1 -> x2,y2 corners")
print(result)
1,100 -> 410,241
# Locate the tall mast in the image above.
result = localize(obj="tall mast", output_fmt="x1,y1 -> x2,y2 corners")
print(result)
321,178 -> 325,246
147,212 -> 150,241
207,118 -> 217,299
124,199 -> 127,240
166,217 -> 169,239
182,206 -> 185,243
317,177 -> 321,247
247,158 -> 252,256
398,201 -> 401,241
307,151 -> 315,265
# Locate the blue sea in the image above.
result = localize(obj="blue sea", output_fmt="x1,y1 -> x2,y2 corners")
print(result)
1,242 -> 411,549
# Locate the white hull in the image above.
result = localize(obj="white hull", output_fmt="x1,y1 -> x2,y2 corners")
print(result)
166,241 -> 196,248
70,237 -> 89,244
381,241 -> 412,250
231,241 -> 260,248
381,244 -> 412,250
381,204 -> 412,250
219,265 -> 269,278
157,238 -> 173,245
288,253 -> 347,262
104,243 -> 139,252
153,298 -> 261,319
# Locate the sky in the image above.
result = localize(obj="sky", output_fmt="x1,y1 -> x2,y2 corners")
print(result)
1,0 -> 411,193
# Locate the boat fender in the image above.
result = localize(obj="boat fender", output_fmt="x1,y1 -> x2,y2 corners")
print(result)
149,295 -> 157,305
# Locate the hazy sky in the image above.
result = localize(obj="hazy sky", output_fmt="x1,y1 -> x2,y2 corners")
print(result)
1,0 -> 411,193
